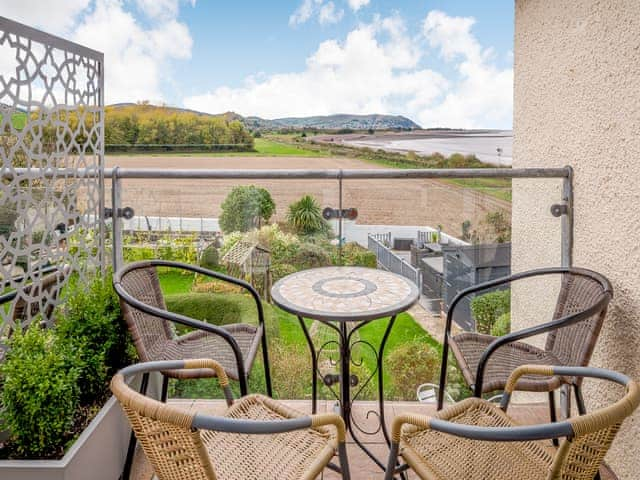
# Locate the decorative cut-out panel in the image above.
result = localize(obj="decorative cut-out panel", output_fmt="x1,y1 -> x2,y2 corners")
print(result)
0,17 -> 104,345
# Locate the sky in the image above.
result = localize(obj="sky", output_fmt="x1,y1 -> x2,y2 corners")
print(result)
1,0 -> 515,128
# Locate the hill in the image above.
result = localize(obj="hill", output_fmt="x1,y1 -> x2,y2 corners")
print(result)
107,104 -> 420,131
271,113 -> 420,130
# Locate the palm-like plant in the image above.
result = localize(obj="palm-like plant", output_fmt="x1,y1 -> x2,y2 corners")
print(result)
286,195 -> 329,235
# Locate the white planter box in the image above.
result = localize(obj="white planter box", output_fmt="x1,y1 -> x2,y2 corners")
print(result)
0,372 -> 160,480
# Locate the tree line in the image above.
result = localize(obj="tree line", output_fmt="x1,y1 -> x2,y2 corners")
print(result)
104,103 -> 254,151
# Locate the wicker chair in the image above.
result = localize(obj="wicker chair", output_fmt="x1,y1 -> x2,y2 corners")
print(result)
10,264 -> 70,328
437,267 -> 613,422
111,359 -> 351,480
113,260 -> 273,479
386,364 -> 639,480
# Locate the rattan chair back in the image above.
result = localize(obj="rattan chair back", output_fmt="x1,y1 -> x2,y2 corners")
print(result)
118,265 -> 175,362
10,264 -> 70,329
111,373 -> 217,480
538,367 -> 638,480
546,271 -> 611,370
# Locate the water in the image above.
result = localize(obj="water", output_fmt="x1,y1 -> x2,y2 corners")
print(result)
345,131 -> 513,166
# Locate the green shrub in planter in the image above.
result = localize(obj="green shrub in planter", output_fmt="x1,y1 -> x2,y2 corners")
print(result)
55,271 -> 134,402
491,312 -> 511,337
387,340 -> 440,400
470,289 -> 511,335
0,323 -> 80,458
199,244 -> 220,270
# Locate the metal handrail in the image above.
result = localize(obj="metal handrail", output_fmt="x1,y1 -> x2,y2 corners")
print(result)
4,166 -> 572,180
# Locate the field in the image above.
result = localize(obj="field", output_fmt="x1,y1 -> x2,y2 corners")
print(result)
107,138 -> 325,157
106,154 -> 511,238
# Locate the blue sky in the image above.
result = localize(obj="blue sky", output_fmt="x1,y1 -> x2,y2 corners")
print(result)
4,0 -> 515,128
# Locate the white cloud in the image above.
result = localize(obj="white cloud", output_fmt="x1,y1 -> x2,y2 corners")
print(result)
186,10 -> 512,129
289,0 -> 322,26
319,2 -> 344,25
289,0 -> 344,26
0,0 -> 91,34
418,10 -> 513,128
135,0 -> 180,20
1,0 -> 195,104
347,0 -> 370,12
185,17 -> 447,121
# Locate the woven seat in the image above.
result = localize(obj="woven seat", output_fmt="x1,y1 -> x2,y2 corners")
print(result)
438,268 -> 613,417
386,365 -> 640,480
201,395 -> 337,480
401,398 -> 553,479
111,359 -> 350,480
449,333 -> 563,393
161,324 -> 262,380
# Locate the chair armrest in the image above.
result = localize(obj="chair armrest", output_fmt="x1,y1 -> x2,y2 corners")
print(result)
500,365 -> 634,411
116,359 -> 235,406
391,406 -> 574,443
191,410 -> 347,439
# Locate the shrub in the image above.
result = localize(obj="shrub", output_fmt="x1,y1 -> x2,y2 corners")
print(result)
220,231 -> 244,257
192,279 -> 243,294
55,271 -> 134,402
165,293 -> 243,329
270,342 -> 311,400
250,224 -> 300,262
491,312 -> 511,337
165,292 -> 278,339
386,340 -> 440,400
219,185 -> 275,234
484,210 -> 511,243
470,289 -> 511,335
199,243 -> 220,270
286,195 -> 330,236
0,323 -> 80,457
290,242 -> 332,270
271,263 -> 298,282
340,242 -> 377,268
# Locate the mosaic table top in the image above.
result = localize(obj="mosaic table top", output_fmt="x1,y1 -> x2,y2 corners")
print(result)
271,266 -> 419,322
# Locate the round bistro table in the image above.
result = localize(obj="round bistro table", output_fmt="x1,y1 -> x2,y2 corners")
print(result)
271,266 -> 419,471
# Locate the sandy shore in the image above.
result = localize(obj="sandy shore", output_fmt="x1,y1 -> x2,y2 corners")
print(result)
312,130 -> 513,166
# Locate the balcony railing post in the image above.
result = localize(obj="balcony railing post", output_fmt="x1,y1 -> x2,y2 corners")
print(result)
561,166 -> 573,268
338,171 -> 343,265
111,167 -> 124,272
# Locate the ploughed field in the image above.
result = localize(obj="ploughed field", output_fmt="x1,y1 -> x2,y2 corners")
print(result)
105,154 -> 511,235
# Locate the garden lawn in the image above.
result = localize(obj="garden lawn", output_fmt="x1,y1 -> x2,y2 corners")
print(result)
107,138 -> 326,157
253,138 -> 326,157
158,271 -> 194,295
158,269 -> 442,401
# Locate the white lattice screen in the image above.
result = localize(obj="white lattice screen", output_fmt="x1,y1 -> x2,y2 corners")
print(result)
0,17 -> 104,343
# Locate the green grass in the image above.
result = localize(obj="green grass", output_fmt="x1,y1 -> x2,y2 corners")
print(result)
158,270 -> 442,401
158,271 -> 194,295
0,112 -> 27,130
252,138 -> 326,156
443,178 -> 512,202
106,137 -> 326,157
